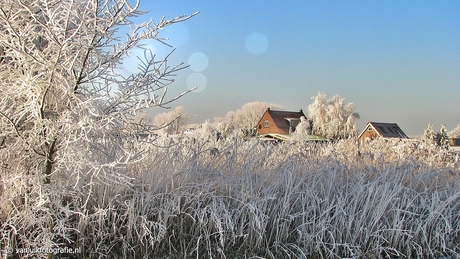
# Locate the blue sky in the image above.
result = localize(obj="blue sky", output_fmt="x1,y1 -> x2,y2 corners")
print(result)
130,1 -> 460,135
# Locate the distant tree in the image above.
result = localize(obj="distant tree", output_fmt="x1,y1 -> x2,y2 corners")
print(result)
196,119 -> 213,134
449,124 -> 460,139
214,118 -> 235,140
436,125 -> 449,149
153,106 -> 190,135
130,111 -> 154,128
307,92 -> 328,137
192,119 -> 221,140
423,123 -> 436,144
425,124 -> 450,149
220,110 -> 237,133
307,92 -> 360,139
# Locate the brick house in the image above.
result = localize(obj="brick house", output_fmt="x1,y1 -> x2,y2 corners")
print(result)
358,122 -> 409,141
256,108 -> 307,135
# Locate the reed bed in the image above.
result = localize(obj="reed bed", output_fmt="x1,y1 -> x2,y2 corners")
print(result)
1,137 -> 459,258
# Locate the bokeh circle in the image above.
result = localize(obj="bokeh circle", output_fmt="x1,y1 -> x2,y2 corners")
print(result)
187,73 -> 207,92
245,32 -> 269,55
188,52 -> 209,72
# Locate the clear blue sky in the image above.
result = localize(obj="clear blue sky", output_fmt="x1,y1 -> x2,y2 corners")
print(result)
130,1 -> 460,135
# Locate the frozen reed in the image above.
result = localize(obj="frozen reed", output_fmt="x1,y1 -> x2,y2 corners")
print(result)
1,137 -> 459,258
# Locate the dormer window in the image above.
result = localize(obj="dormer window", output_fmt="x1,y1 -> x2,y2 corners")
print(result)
393,127 -> 404,137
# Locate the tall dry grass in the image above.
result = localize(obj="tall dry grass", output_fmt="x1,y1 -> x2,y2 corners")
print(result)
1,136 -> 459,258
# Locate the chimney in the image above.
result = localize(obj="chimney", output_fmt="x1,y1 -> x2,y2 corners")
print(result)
267,107 -> 270,111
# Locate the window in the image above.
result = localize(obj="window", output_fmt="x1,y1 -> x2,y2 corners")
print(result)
367,127 -> 373,131
258,124 -> 262,129
393,127 -> 403,137
264,120 -> 269,128
378,126 -> 387,133
290,120 -> 300,129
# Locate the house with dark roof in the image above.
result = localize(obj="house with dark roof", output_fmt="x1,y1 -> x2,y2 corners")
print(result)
357,122 -> 409,141
256,108 -> 306,135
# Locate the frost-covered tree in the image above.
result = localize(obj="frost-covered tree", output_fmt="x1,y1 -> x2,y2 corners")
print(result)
153,106 -> 189,135
0,0 -> 196,203
0,0 -> 196,255
449,124 -> 460,139
423,123 -> 436,144
307,92 -> 360,139
0,0 -> 196,180
423,123 -> 451,149
214,116 -> 234,139
436,124 -> 449,149
191,119 -> 221,140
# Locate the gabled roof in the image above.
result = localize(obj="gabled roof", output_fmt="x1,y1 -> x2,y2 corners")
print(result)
258,108 -> 306,132
358,122 -> 409,139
